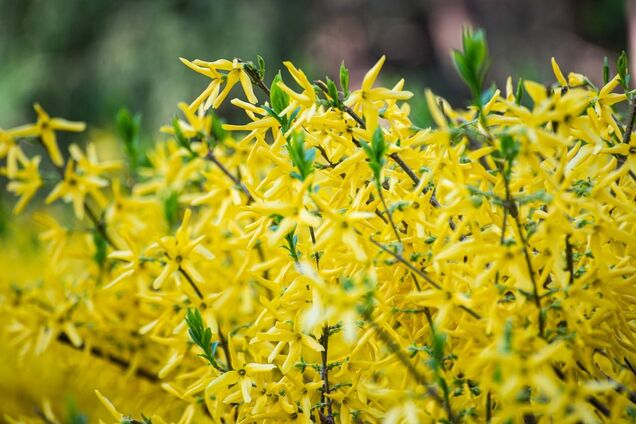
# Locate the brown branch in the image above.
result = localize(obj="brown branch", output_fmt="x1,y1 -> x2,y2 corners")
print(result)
242,62 -> 271,98
314,80 -> 366,129
375,181 -> 402,243
363,316 -> 448,418
622,99 -> 636,148
84,202 -> 119,250
504,175 -> 544,338
309,226 -> 320,269
45,150 -> 120,251
369,237 -> 482,320
178,267 -> 204,300
315,78 -> 446,213
617,98 -> 636,171
217,326 -> 233,371
551,365 -> 610,417
315,145 -> 337,168
388,152 -> 441,208
565,235 -> 574,286
206,151 -> 255,204
57,333 -> 158,382
318,326 -> 334,424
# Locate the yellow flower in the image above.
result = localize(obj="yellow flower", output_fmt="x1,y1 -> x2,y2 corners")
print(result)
551,57 -> 568,86
197,340 -> 277,404
180,57 -> 257,110
33,103 -> 86,166
45,159 -> 108,218
346,56 -> 413,130
0,124 -> 38,178
6,150 -> 42,213
69,142 -> 120,175
151,208 -> 214,292
251,315 -> 324,374
2,52 -> 636,423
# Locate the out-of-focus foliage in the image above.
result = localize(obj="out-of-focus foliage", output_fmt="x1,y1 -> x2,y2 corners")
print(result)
0,0 -> 629,134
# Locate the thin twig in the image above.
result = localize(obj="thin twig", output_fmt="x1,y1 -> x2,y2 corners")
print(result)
179,267 -> 204,300
486,391 -> 492,422
388,153 -> 441,208
314,80 -> 445,211
622,99 -> 636,148
494,202 -> 509,286
319,326 -> 334,424
34,408 -> 58,424
57,333 -> 158,382
84,202 -> 119,250
376,182 -> 402,243
206,151 -> 255,204
255,243 -> 270,281
46,151 -> 120,251
364,317 -> 448,416
565,235 -> 574,286
369,237 -> 482,320
309,226 -> 320,269
315,145 -> 337,168
218,326 -> 233,371
617,99 -> 636,171
504,176 -> 544,338
551,365 -> 610,417
242,62 -> 271,97
369,237 -> 440,290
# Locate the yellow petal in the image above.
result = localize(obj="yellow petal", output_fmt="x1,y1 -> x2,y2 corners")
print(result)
362,55 -> 386,91
94,390 -> 122,420
551,57 -> 567,86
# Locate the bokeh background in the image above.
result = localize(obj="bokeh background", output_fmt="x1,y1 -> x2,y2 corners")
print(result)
0,0 -> 633,141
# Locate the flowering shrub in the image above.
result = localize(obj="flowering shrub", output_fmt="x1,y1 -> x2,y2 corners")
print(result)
1,29 -> 635,423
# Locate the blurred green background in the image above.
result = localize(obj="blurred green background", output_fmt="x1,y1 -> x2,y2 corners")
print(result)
0,0 -> 631,135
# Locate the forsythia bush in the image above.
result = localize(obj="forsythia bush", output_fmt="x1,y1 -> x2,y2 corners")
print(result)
1,30 -> 635,423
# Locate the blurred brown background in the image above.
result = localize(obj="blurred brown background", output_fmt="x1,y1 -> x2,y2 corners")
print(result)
0,0 -> 631,133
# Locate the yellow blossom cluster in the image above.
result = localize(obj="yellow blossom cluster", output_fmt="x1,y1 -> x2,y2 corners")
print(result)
1,40 -> 635,423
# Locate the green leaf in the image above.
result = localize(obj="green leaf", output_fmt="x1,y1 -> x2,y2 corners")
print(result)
500,135 -> 519,163
452,27 -> 490,106
93,231 -> 107,267
371,127 -> 386,156
256,55 -> 266,79
480,84 -> 496,107
452,51 -> 474,91
618,50 -> 630,91
287,131 -> 315,181
339,61 -> 350,97
210,111 -> 226,143
172,117 -> 189,150
603,56 -> 610,86
263,104 -> 285,127
164,191 -> 179,229
361,128 -> 388,182
65,396 -> 88,424
289,107 -> 301,124
116,108 -> 142,173
501,320 -> 513,353
270,71 -> 289,114
326,77 -> 339,104
516,190 -> 552,205
185,308 -> 219,369
430,330 -> 446,372
515,78 -> 524,106
571,178 -> 593,198
283,228 -> 301,262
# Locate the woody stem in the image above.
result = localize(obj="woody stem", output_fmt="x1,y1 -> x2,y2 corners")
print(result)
319,326 -> 334,423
